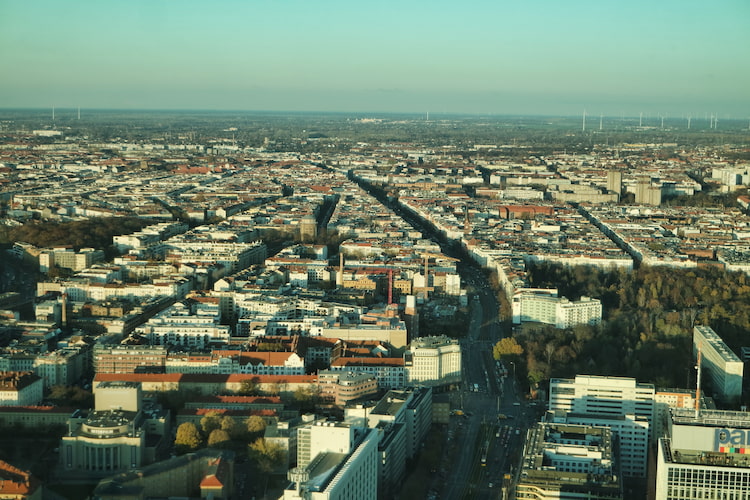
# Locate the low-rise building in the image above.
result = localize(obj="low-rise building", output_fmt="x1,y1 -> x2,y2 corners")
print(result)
0,371 -> 43,407
318,371 -> 379,406
0,460 -> 42,500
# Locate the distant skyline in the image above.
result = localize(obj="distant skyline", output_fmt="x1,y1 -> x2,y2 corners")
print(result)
1,0 -> 749,117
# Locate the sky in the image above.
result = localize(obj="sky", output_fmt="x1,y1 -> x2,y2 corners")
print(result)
1,0 -> 749,117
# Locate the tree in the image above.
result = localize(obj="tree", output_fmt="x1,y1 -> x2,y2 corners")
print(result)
175,422 -> 202,454
293,386 -> 319,411
207,428 -> 231,449
200,412 -> 222,435
493,337 -> 523,360
220,415 -> 238,438
245,415 -> 267,435
249,438 -> 285,473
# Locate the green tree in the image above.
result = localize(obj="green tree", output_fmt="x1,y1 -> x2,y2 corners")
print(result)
175,422 -> 202,454
207,428 -> 231,449
493,337 -> 523,360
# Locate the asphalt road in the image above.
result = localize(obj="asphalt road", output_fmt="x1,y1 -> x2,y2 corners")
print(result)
437,267 -> 540,500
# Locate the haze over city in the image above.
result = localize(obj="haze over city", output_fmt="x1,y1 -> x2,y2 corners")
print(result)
4,2 -> 750,500
2,0 -> 749,116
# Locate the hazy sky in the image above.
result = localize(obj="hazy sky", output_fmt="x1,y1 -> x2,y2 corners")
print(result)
1,0 -> 748,116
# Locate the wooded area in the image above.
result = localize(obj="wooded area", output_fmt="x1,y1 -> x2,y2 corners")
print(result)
0,217 -> 152,256
511,262 -> 750,392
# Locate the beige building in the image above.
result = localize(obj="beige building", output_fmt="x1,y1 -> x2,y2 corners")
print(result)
0,371 -> 43,407
60,382 -> 170,478
404,336 -> 461,386
318,370 -> 378,406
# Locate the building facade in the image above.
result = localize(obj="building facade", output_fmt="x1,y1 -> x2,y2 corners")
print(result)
404,336 -> 461,386
693,325 -> 744,404
656,408 -> 750,499
548,375 -> 655,478
512,289 -> 602,328
0,372 -> 43,407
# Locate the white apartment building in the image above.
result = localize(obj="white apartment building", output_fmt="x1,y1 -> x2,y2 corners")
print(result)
286,425 -> 378,500
512,288 -> 602,328
136,302 -> 231,349
37,277 -> 192,302
404,335 -> 461,386
693,325 -> 743,404
656,408 -> 750,500
549,375 -> 655,478
330,358 -> 406,389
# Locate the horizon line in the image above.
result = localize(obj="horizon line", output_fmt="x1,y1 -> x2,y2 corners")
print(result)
1,107 -> 750,121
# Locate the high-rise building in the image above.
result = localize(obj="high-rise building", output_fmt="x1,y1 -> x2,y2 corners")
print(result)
693,325 -> 744,404
607,170 -> 623,197
549,375 -> 655,478
656,408 -> 750,499
285,424 -> 378,500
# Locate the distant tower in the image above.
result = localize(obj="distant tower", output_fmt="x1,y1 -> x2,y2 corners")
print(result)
687,115 -> 691,129
639,112 -> 643,127
607,171 -> 623,197
78,107 -> 81,120
599,113 -> 603,131
52,105 -> 55,121
299,215 -> 317,242
582,109 -> 586,132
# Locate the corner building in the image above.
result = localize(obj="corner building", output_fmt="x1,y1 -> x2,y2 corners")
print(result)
656,408 -> 750,500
